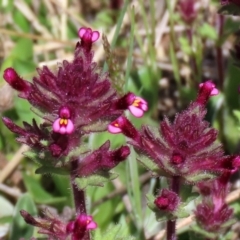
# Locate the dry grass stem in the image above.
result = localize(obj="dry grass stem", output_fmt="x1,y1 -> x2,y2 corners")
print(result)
0,144 -> 29,184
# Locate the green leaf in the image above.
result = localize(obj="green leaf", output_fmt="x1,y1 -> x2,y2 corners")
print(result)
0,0 -> 14,12
9,193 -> 37,240
15,100 -> 39,125
10,38 -> 33,61
93,224 -> 135,240
191,224 -> 218,239
199,23 -> 218,40
179,37 -> 192,55
88,182 -> 118,229
126,149 -> 143,230
0,196 -> 14,218
22,173 -> 66,204
13,11 -> 30,32
75,171 -> 118,189
185,172 -> 216,183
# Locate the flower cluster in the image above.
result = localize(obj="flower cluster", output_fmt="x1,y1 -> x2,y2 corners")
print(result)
154,189 -> 180,213
2,27 -> 147,172
194,177 -> 233,235
20,210 -> 97,240
2,27 -> 148,239
194,156 -> 240,235
108,81 -> 236,183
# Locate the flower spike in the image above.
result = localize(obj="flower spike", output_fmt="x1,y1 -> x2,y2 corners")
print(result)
66,214 -> 97,240
154,189 -> 180,212
53,107 -> 74,134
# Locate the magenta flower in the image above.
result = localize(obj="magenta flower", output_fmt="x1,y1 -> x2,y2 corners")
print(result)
154,189 -> 180,213
113,92 -> 148,117
196,80 -> 219,106
20,210 -> 97,240
108,116 -> 140,140
78,27 -> 100,52
66,214 -> 97,240
53,106 -> 74,134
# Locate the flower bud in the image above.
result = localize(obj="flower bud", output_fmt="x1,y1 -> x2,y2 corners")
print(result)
3,68 -> 31,98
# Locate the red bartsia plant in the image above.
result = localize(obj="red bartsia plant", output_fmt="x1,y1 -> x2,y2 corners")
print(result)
2,27 -> 147,171
2,27 -> 148,239
20,210 -> 97,240
108,80 -> 240,239
108,81 -> 227,183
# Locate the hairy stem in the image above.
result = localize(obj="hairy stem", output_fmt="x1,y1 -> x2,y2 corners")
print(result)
71,160 -> 90,240
166,176 -> 181,240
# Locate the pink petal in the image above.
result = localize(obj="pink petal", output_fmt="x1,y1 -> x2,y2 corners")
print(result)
78,27 -> 87,38
210,88 -> 219,96
59,127 -> 66,134
91,31 -> 100,42
129,105 -> 144,118
53,118 -> 61,132
66,120 -> 74,134
199,83 -> 203,87
87,220 -> 98,230
141,103 -> 148,111
108,124 -> 122,134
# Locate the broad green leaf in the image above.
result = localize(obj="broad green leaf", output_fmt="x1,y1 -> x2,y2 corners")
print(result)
191,224 -> 218,239
14,99 -> 38,125
93,224 -> 135,240
9,193 -> 37,240
233,110 -> 240,130
126,149 -> 143,230
199,23 -> 217,40
0,0 -> 14,12
51,175 -> 73,205
10,38 -> 33,61
0,196 -> 14,218
13,11 -> 30,32
179,37 -> 192,55
88,182 -> 117,229
22,173 -> 66,204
